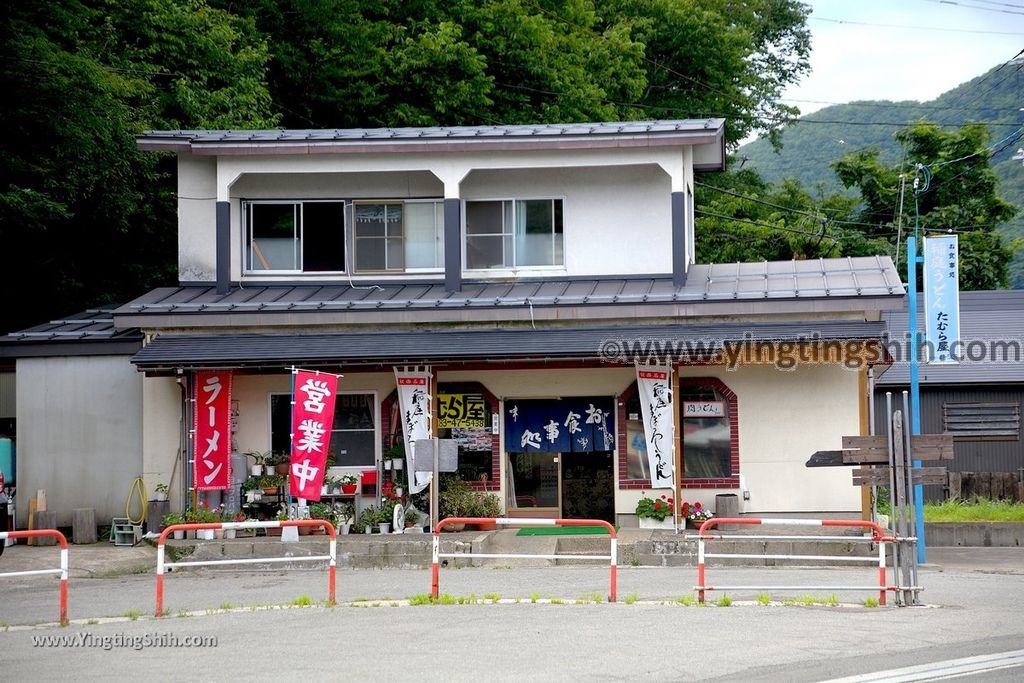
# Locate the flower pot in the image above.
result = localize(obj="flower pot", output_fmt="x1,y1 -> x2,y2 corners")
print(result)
264,465 -> 276,476
393,459 -> 403,471
395,487 -> 404,497
198,529 -> 215,540
321,485 -> 329,495
442,522 -> 466,532
298,524 -> 311,536
251,465 -> 262,477
340,523 -> 351,535
214,529 -> 225,540
172,530 -> 185,540
378,522 -> 391,534
639,517 -> 675,530
262,487 -> 279,496
332,486 -> 341,495
154,492 -> 168,502
688,518 -> 712,530
275,463 -> 290,476
266,527 -> 282,537
383,459 -> 393,471
341,483 -> 357,495
224,529 -> 236,540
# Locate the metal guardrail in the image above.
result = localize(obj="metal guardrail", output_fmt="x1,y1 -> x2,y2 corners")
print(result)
431,517 -> 617,602
155,520 -> 336,616
0,529 -> 69,625
691,517 -> 894,605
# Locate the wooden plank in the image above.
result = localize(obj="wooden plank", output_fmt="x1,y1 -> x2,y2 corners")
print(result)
842,435 -> 887,449
842,448 -> 890,464
977,472 -> 992,499
852,469 -> 890,486
910,435 -> 955,460
27,496 -> 37,546
948,472 -> 962,500
911,467 -> 947,485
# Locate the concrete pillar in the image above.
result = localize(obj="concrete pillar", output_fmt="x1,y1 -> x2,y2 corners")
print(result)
671,191 -> 687,288
216,201 -> 230,294
444,199 -> 461,293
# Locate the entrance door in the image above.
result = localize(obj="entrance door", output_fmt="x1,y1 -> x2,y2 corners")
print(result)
561,451 -> 614,524
507,452 -> 560,517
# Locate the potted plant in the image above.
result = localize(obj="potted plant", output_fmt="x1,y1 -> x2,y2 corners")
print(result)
636,492 -> 675,530
357,506 -> 378,534
162,512 -> 186,539
308,502 -> 335,534
340,473 -> 359,495
153,483 -> 170,502
231,511 -> 254,537
404,508 -> 421,532
268,452 -> 290,476
683,500 -> 713,529
247,451 -> 269,477
337,502 -> 355,534
266,509 -> 289,536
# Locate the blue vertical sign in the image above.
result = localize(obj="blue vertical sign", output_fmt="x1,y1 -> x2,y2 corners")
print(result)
923,235 -> 960,364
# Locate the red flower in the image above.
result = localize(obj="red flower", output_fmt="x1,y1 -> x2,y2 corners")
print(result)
654,501 -> 662,510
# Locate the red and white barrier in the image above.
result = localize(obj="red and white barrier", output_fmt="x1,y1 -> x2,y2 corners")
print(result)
0,529 -> 69,625
156,520 -> 336,617
431,517 -> 617,602
693,517 -> 893,606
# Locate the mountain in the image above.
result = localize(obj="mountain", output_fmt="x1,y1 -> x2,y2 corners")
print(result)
738,60 -> 1024,287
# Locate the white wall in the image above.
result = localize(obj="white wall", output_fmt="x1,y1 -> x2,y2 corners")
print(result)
16,356 -> 143,527
178,155 -> 217,282
141,376 -> 183,509
677,363 -> 862,514
460,166 -> 671,277
176,145 -> 689,283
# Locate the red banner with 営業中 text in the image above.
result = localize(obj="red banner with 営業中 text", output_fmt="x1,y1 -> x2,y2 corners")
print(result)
289,370 -> 340,501
193,370 -> 232,490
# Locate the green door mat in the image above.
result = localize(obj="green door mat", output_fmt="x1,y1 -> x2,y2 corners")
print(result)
516,525 -> 617,536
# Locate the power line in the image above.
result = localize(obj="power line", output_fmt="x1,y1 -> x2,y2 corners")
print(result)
694,207 -> 842,243
909,0 -> 1024,15
812,16 -> 1024,34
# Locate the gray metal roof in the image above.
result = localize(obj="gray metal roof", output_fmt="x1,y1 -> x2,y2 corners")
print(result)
137,119 -> 726,154
131,320 -> 887,370
876,290 -> 1024,386
1,308 -> 144,359
115,257 -> 904,329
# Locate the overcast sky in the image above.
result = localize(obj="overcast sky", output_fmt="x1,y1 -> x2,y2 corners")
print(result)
782,0 -> 1024,115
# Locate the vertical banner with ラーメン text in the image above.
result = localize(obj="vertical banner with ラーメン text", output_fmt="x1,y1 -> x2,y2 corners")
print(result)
636,365 -> 675,489
923,235 -> 960,364
193,370 -> 232,490
395,369 -> 432,494
289,370 -> 340,501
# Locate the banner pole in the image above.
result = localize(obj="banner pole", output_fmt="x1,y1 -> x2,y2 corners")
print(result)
289,366 -> 297,516
673,364 -> 682,532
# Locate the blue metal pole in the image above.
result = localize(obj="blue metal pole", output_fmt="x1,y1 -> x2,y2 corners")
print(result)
907,236 -> 926,563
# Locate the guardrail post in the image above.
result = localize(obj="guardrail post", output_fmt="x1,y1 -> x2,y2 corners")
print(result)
0,529 -> 69,625
156,520 -> 336,616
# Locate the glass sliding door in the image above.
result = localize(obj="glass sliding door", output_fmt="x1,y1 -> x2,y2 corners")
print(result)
507,452 -> 560,516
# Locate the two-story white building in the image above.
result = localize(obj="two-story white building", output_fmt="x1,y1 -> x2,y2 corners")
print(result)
4,120 -> 905,528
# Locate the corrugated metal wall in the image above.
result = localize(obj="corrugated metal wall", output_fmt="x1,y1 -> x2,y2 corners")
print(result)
0,372 -> 14,418
872,385 -> 1024,501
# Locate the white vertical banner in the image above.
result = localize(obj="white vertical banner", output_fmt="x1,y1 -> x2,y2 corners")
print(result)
395,368 -> 433,494
923,235 -> 960,364
636,364 -> 675,489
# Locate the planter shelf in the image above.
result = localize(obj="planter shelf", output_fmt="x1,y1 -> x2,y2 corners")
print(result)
639,517 -> 675,530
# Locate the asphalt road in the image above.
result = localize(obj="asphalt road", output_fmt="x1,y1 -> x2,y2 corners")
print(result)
2,557 -> 1024,681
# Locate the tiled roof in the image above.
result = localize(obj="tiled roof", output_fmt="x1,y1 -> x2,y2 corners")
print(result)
118,257 -> 904,317
1,308 -> 143,358
132,320 -> 887,369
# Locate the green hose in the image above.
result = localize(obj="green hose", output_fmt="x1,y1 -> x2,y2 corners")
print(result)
125,477 -> 146,525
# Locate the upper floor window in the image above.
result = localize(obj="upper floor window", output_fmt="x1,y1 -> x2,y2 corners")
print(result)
465,199 -> 563,269
246,200 -> 346,272
354,200 -> 444,272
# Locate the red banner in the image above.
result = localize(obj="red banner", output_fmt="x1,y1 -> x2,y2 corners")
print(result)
289,370 -> 340,501
193,370 -> 232,490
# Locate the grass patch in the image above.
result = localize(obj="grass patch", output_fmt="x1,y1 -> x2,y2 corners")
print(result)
924,497 -> 1024,522
550,598 -> 564,605
292,596 -> 313,607
624,593 -> 639,605
578,592 -> 603,604
629,558 -> 640,567
219,602 -> 233,611
863,597 -> 880,608
715,595 -> 733,607
86,619 -> 100,625
438,594 -> 456,605
675,595 -> 695,606
530,592 -> 540,604
124,610 -> 141,621
483,592 -> 501,603
408,594 -> 434,606
756,592 -> 771,606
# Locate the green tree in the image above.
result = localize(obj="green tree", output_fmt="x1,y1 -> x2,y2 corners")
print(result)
0,0 -> 276,334
833,123 -> 1019,290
